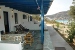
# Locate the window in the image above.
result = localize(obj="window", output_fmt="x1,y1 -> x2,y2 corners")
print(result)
14,13 -> 18,24
23,15 -> 27,19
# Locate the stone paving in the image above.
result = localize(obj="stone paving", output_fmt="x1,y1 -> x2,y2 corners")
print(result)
43,31 -> 54,50
22,30 -> 43,50
47,26 -> 73,50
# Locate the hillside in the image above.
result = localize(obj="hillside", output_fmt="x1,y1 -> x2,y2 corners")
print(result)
46,11 -> 71,20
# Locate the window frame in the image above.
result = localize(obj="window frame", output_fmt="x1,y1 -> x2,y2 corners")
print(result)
23,14 -> 27,19
14,13 -> 18,24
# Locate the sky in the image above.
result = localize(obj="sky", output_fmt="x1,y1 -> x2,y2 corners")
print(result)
46,0 -> 73,15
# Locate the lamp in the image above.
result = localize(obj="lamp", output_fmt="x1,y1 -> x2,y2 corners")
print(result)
11,10 -> 13,12
11,9 -> 13,18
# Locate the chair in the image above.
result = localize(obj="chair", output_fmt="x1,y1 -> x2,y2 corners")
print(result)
14,24 -> 29,33
19,24 -> 29,32
24,32 -> 34,46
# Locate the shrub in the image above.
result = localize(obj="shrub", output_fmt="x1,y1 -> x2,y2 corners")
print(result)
67,21 -> 75,43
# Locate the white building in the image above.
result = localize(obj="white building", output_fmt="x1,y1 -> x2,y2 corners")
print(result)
0,5 -> 40,33
0,5 -> 41,50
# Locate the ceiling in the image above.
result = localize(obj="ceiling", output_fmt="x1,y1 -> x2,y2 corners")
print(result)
0,0 -> 53,14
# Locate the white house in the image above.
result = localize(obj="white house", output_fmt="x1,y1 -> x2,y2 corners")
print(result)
0,5 -> 41,50
0,5 -> 40,33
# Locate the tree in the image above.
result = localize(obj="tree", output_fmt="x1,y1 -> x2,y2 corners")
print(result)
32,15 -> 41,21
68,5 -> 75,43
67,21 -> 75,43
68,6 -> 75,20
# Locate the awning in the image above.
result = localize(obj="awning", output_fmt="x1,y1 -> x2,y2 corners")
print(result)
0,0 -> 53,14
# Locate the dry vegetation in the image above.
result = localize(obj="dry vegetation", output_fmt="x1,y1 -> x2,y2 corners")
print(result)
53,24 -> 75,50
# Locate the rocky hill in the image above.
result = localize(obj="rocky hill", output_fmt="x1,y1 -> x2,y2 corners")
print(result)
46,11 -> 71,20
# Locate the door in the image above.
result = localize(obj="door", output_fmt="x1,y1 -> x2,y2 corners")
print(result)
3,11 -> 9,32
28,16 -> 29,22
30,16 -> 32,21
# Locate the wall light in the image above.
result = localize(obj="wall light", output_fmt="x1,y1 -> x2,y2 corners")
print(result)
11,10 -> 13,12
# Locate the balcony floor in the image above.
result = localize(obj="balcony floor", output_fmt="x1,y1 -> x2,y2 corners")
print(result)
22,30 -> 43,50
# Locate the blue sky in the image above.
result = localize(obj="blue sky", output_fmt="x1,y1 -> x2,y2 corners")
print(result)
46,0 -> 73,15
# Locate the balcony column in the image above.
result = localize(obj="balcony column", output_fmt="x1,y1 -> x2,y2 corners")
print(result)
40,0 -> 44,44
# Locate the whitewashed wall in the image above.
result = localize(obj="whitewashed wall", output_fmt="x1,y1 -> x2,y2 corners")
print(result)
0,42 -> 22,50
0,6 -> 5,32
22,15 -> 41,30
0,5 -> 41,32
0,32 -> 1,41
22,22 -> 40,30
0,6 -> 26,32
0,6 -> 16,32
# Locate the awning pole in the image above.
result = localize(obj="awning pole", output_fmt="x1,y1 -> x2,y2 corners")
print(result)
41,0 -> 44,44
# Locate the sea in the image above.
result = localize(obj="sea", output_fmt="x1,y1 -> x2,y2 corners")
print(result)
55,20 -> 69,24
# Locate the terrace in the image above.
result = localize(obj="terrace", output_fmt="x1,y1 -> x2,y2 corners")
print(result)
0,0 -> 54,50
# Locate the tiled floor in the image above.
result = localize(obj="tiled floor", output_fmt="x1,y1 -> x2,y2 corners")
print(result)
22,30 -> 43,50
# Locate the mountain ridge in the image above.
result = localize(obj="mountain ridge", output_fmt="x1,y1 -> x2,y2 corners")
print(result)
46,11 -> 71,20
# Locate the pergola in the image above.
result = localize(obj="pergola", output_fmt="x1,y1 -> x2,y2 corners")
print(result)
0,0 -> 53,44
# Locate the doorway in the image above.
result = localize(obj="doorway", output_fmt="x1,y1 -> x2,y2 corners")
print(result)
3,11 -> 9,32
28,16 -> 29,22
30,16 -> 32,21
